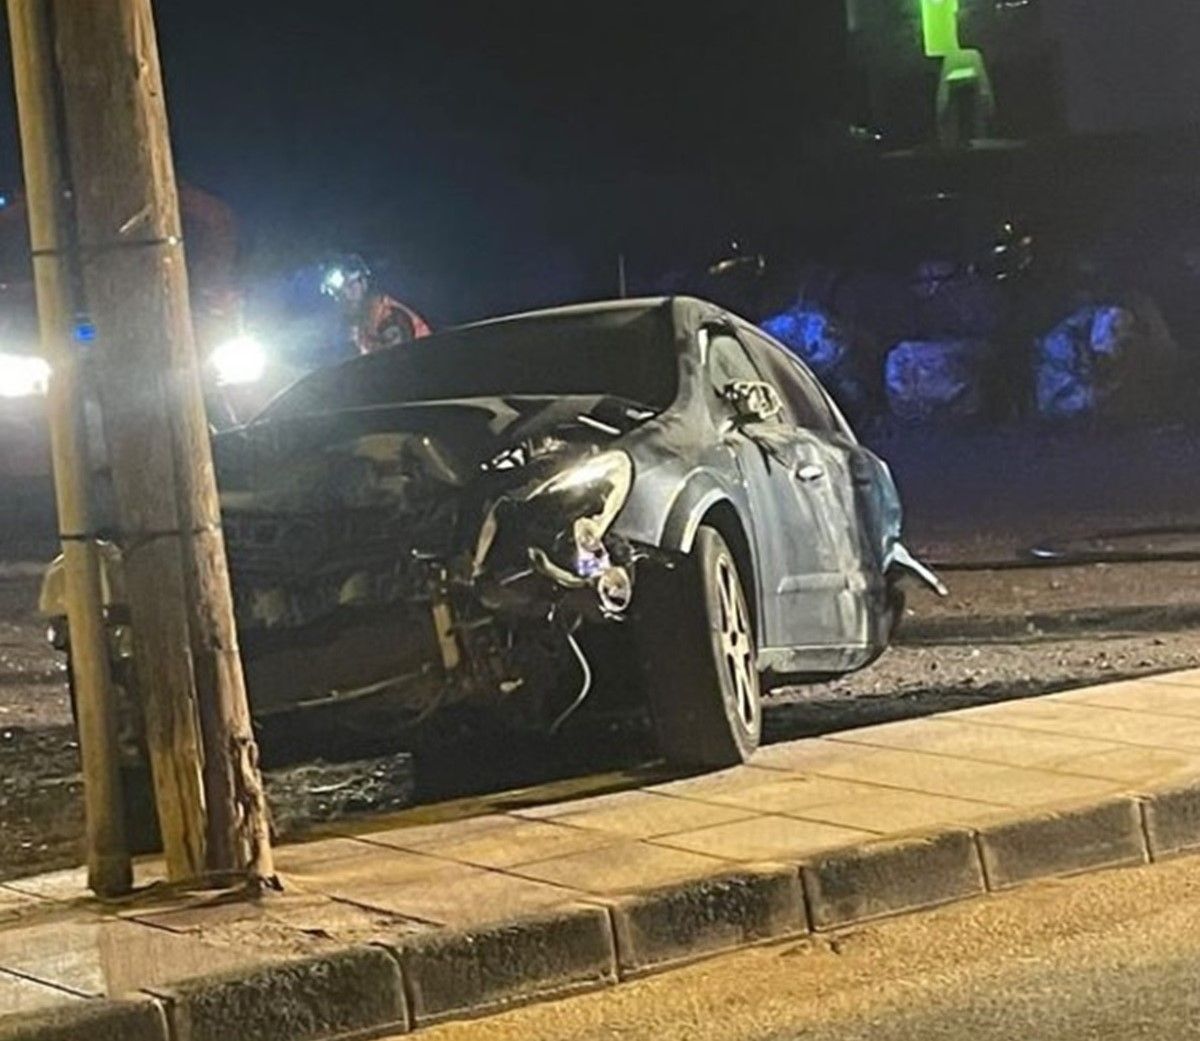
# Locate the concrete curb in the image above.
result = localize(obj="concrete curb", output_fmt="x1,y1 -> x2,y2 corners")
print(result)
606,865 -> 807,977
802,829 -> 986,930
155,946 -> 408,1041
976,797 -> 1148,890
389,905 -> 617,1028
0,1000 -> 168,1041
8,784 -> 1200,1038
1141,784 -> 1200,859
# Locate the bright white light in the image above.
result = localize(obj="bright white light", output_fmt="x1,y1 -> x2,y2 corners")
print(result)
0,353 -> 51,399
211,335 -> 268,386
322,268 -> 347,295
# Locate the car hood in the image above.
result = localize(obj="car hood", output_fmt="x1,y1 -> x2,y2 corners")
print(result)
212,395 -> 655,513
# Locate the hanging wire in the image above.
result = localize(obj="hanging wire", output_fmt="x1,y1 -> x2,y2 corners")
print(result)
550,629 -> 594,734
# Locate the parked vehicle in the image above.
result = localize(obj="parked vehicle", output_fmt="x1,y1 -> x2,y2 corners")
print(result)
40,297 -> 942,784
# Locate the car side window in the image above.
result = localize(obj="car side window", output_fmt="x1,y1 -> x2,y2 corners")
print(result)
746,332 -> 839,432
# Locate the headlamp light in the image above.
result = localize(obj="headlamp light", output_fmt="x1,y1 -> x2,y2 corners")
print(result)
210,335 -> 268,387
321,268 -> 347,297
0,352 -> 51,399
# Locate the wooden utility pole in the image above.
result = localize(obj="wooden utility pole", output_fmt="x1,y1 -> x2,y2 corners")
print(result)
38,0 -> 274,887
6,0 -> 132,898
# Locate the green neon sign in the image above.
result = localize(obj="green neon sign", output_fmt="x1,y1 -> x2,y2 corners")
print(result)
919,0 -> 997,143
922,0 -> 960,58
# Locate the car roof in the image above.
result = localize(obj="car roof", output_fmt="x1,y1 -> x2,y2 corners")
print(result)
449,296 -> 696,334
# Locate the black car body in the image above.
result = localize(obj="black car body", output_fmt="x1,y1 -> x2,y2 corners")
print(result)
42,297 -> 940,768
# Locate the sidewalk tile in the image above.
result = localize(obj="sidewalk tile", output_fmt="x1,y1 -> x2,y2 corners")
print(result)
513,790 -> 755,839
1,867 -> 93,902
650,815 -> 870,861
0,888 -> 44,923
794,789 -> 1000,834
338,860 -> 580,926
0,969 -> 81,1016
647,765 -> 801,799
2,862 -> 162,902
347,814 -> 516,849
131,891 -> 433,952
808,718 -> 940,746
361,817 -> 617,868
1143,669 -> 1200,690
1052,746 -> 1200,786
273,836 -> 380,869
961,700 -> 1200,750
1053,680 -> 1200,720
510,842 -> 728,894
276,841 -> 448,890
751,739 -> 883,773
830,718 -> 1119,770
809,748 -> 1123,807
653,774 -> 890,816
0,917 -> 255,999
1,668 -> 1196,1024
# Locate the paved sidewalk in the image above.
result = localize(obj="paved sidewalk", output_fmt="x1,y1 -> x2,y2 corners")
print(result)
5,669 -> 1200,1034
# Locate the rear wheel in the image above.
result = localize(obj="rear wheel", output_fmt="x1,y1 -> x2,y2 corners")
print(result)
636,525 -> 762,768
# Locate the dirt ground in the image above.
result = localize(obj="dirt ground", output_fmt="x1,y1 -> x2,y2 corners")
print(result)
871,423 -> 1200,562
769,561 -> 1200,741
3,554 -> 1200,883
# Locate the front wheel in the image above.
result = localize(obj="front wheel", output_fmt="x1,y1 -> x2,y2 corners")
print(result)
635,526 -> 762,768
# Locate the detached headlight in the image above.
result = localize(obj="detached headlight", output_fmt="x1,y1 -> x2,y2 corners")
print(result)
474,451 -> 634,582
525,450 -> 633,578
0,353 -> 51,399
210,335 -> 268,387
528,451 -> 632,524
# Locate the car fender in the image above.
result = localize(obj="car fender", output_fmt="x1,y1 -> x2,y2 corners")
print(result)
659,473 -> 741,555
660,470 -> 762,577
653,469 -> 769,630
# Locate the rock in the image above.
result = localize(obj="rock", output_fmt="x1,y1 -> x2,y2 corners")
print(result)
760,306 -> 877,421
884,339 -> 994,423
1034,299 -> 1179,420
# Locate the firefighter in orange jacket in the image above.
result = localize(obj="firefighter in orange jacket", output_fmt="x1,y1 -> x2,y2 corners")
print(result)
322,255 -> 431,354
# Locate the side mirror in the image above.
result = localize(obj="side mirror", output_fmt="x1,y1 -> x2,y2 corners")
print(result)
723,380 -> 783,424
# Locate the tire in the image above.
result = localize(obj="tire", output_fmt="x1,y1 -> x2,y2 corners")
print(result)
636,525 -> 763,768
886,577 -> 907,640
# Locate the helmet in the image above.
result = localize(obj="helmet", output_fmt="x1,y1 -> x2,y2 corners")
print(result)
321,254 -> 371,301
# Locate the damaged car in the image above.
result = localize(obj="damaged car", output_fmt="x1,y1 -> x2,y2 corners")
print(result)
41,296 -> 942,781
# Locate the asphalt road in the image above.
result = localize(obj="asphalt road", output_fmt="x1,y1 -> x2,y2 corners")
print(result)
416,854 -> 1200,1041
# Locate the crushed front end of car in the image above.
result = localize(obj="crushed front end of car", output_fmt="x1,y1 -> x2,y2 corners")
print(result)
41,398 -> 653,745
213,397 -> 650,735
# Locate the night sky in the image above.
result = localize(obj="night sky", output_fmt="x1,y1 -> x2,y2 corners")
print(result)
0,1 -> 847,321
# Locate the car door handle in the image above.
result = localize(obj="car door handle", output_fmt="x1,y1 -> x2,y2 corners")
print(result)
795,463 -> 825,483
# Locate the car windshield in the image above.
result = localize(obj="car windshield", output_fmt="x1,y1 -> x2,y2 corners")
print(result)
259,304 -> 678,420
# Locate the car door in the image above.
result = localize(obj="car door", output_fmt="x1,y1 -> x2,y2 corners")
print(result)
701,325 -> 850,651
741,328 -> 881,651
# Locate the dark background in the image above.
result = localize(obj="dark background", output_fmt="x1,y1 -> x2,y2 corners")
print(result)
0,1 -> 848,323
0,3 -> 1198,334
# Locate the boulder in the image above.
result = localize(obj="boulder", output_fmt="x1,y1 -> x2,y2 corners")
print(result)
884,338 -> 994,423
